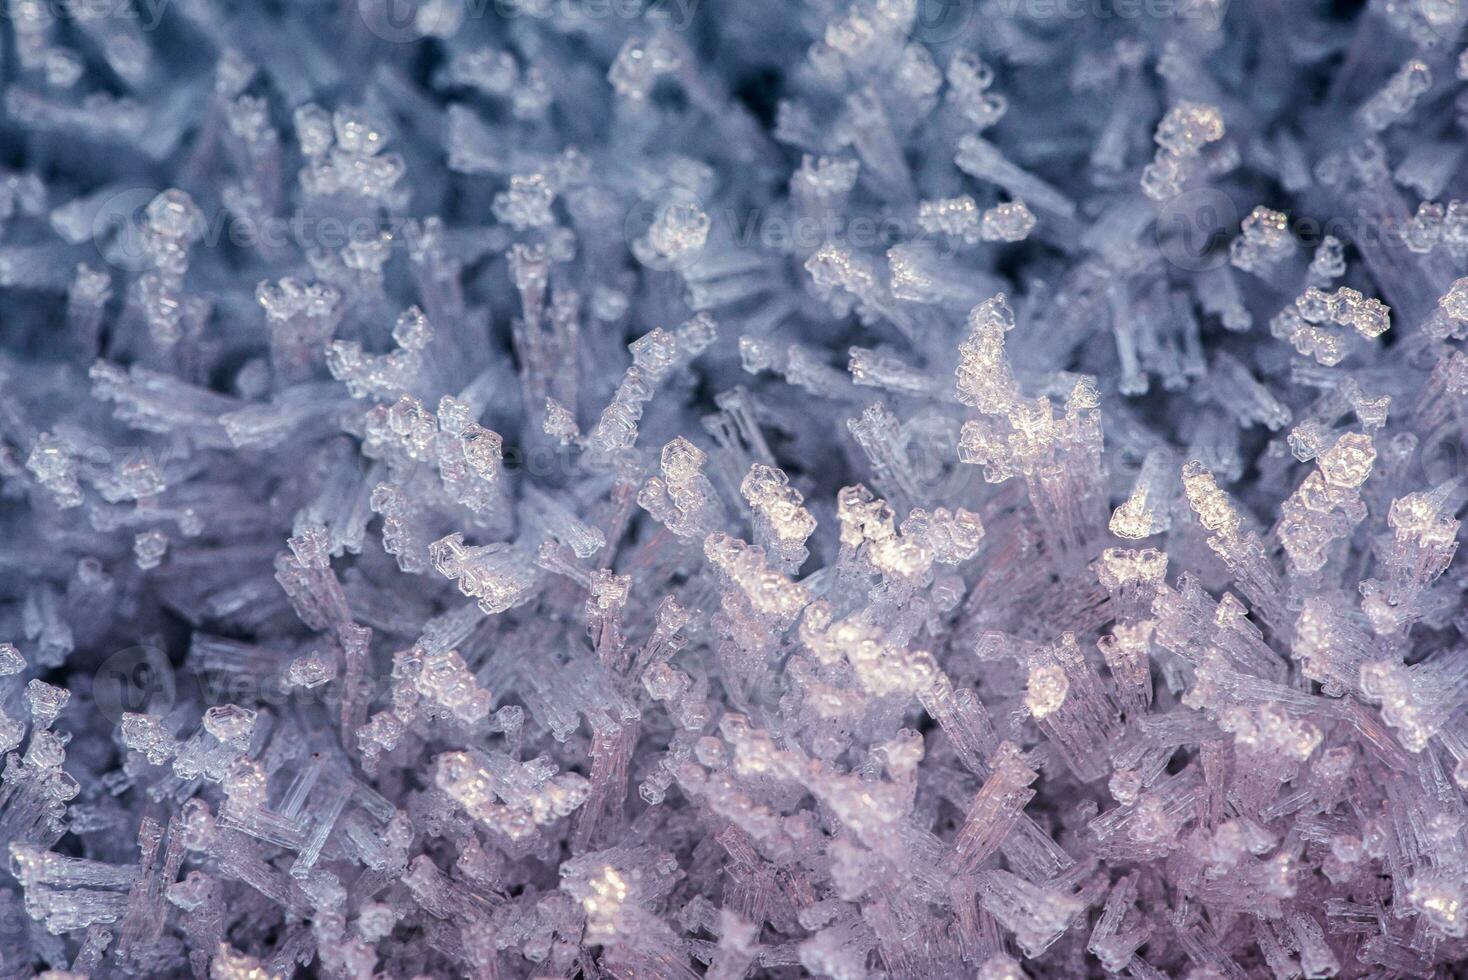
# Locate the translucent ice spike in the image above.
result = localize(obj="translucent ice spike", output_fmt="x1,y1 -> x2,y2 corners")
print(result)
70,2 -> 152,88
273,524 -> 352,632
436,403 -> 505,519
848,346 -> 945,398
288,781 -> 350,880
1360,482 -> 1463,634
631,195 -> 710,271
326,306 -> 433,401
1299,285 -> 1393,339
521,486 -> 605,560
9,843 -> 136,933
25,433 -> 83,509
791,154 -> 860,217
946,52 -> 1006,130
88,361 -> 242,447
945,743 -> 1037,877
838,88 -> 915,202
888,242 -> 1006,308
1411,350 -> 1468,442
740,337 -> 860,401
955,294 -> 1019,414
96,451 -> 165,504
1278,432 -> 1375,575
638,437 -> 726,540
918,675 -> 1000,776
413,648 -> 493,726
368,482 -> 429,574
740,464 -> 815,571
1028,634 -> 1120,781
435,749 -> 590,841
1097,547 -> 1169,621
1402,200 -> 1446,254
492,173 -> 557,231
9,843 -> 138,890
171,705 -> 257,783
1359,656 -> 1468,752
1228,206 -> 1295,277
572,725 -> 639,851
805,244 -> 884,322
543,397 -> 581,445
705,533 -> 811,630
1141,101 -> 1225,201
918,194 -> 983,244
132,191 -> 209,349
847,403 -> 924,510
586,316 -> 718,459
64,264 -> 110,356
1423,277 -> 1468,341
0,642 -> 23,679
1207,352 -> 1291,431
976,870 -> 1083,958
429,533 -> 540,616
799,601 -> 938,699
112,814 -> 183,966
296,106 -> 407,206
907,506 -> 985,566
608,35 -> 682,102
1111,448 -> 1178,540
1181,461 -> 1284,622
24,680 -> 68,730
1098,622 -> 1155,716
1294,597 -> 1377,696
956,136 -> 1076,219
1087,873 -> 1149,973
1357,60 -> 1432,132
981,201 -> 1036,243
257,278 -> 342,376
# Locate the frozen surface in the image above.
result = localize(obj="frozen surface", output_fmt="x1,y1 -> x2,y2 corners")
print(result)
0,0 -> 1467,977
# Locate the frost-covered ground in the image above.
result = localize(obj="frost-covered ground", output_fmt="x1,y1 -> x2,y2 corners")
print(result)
2,0 -> 1468,977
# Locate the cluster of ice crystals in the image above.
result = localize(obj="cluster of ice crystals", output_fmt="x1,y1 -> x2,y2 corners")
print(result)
8,0 -> 1468,977
1141,101 -> 1226,201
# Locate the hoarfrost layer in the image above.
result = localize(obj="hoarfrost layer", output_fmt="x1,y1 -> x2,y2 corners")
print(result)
0,0 -> 1467,977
